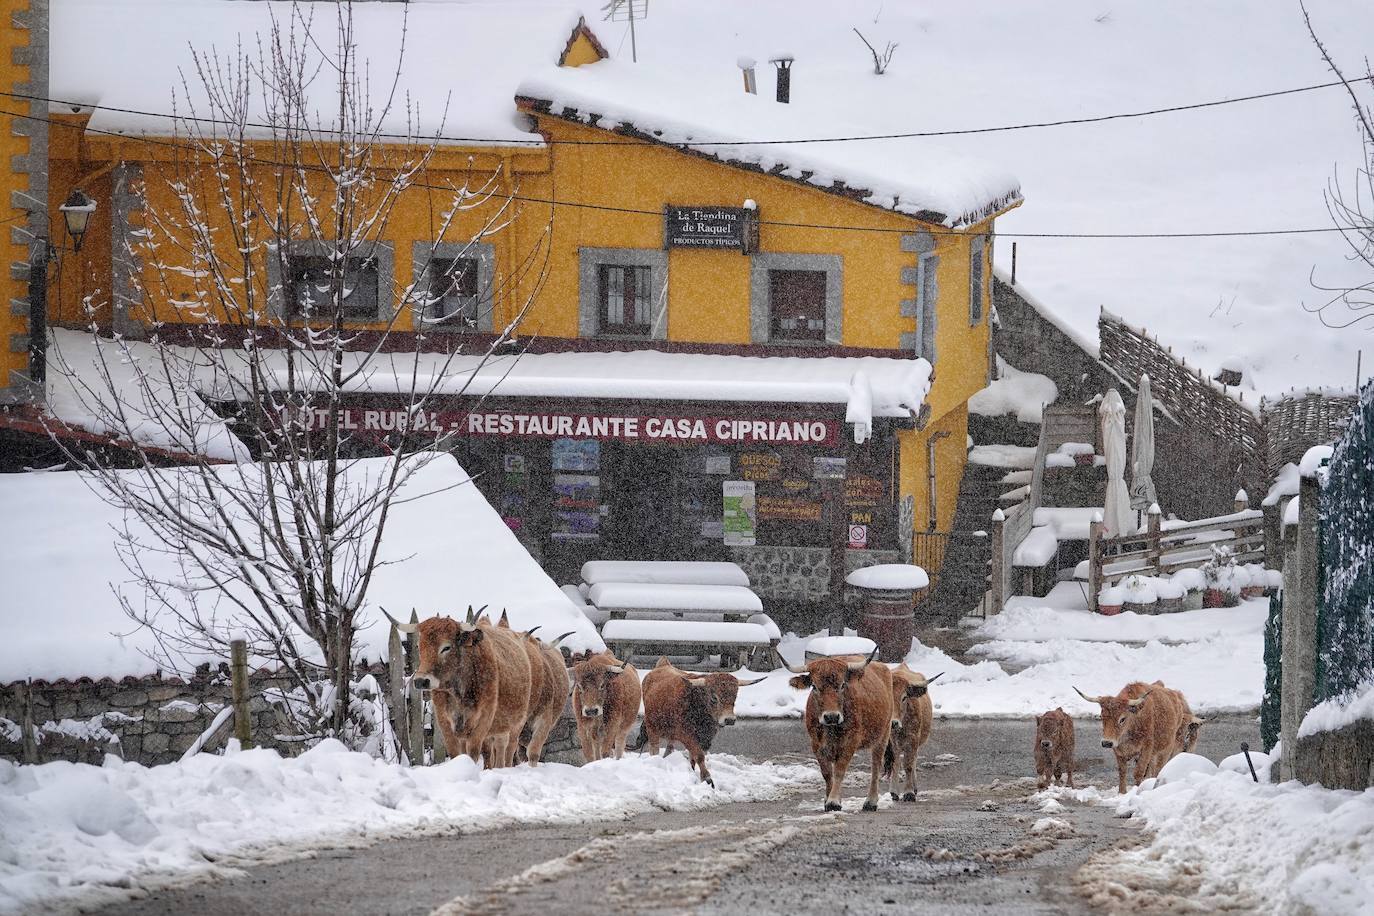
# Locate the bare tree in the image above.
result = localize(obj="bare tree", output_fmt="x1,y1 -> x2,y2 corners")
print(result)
1302,1 -> 1374,329
853,28 -> 898,76
47,0 -> 551,742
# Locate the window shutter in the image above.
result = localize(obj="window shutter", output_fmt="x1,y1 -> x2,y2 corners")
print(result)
920,254 -> 939,365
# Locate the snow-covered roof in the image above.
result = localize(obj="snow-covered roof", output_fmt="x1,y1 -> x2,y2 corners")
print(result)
0,455 -> 602,682
51,0 -> 597,145
517,61 -> 1021,227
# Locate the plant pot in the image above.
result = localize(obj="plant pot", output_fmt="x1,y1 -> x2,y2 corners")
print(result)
1241,586 -> 1266,599
1097,603 -> 1123,616
1203,588 -> 1227,608
1183,589 -> 1204,611
1154,596 -> 1186,614
1122,601 -> 1157,616
1073,453 -> 1095,467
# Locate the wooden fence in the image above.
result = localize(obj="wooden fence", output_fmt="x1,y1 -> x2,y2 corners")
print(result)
1087,507 -> 1265,610
1262,389 -> 1359,474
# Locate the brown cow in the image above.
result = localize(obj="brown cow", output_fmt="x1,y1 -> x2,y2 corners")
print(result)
1034,707 -> 1076,790
639,657 -> 764,787
884,666 -> 941,802
786,650 -> 892,812
572,653 -> 642,762
1178,715 -> 1204,755
392,610 -> 532,769
1075,682 -> 1187,793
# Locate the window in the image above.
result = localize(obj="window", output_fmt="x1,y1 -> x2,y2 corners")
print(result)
768,269 -> 827,342
286,254 -> 380,320
969,234 -> 986,324
424,256 -> 481,327
599,263 -> 652,335
917,252 -> 938,364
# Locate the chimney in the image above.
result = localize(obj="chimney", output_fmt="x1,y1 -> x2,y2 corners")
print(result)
770,55 -> 794,103
738,57 -> 757,95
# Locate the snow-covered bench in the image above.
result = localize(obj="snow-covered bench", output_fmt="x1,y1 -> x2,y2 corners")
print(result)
585,574 -> 778,669
580,560 -> 750,588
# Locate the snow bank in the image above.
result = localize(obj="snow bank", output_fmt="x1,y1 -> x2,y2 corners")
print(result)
1298,681 -> 1374,739
0,745 -> 814,915
1262,462 -> 1299,507
1107,762 -> 1374,914
0,454 -> 600,683
969,356 -> 1059,423
968,444 -> 1037,469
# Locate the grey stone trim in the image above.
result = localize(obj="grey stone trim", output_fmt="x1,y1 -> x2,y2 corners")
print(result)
748,252 -> 843,345
898,331 -> 918,350
10,261 -> 30,280
969,234 -> 987,326
111,162 -> 146,338
10,333 -> 30,352
919,253 -> 939,365
899,265 -> 920,286
11,297 -> 28,316
8,0 -> 48,403
899,297 -> 917,318
410,240 -> 495,333
577,247 -> 668,340
2,369 -> 42,404
900,231 -> 936,254
265,239 -> 397,321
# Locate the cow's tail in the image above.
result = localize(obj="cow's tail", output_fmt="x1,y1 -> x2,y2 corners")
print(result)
629,722 -> 648,752
882,742 -> 895,779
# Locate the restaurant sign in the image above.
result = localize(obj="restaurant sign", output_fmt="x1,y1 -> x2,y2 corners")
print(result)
663,206 -> 757,251
294,406 -> 840,447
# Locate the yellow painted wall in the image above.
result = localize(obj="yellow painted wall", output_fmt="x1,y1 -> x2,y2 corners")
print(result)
898,402 -> 970,537
0,1 -> 34,392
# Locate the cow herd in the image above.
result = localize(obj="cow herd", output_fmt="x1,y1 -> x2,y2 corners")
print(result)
389,611 -> 1201,808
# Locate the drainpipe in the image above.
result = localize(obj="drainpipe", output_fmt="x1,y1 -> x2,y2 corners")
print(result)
927,430 -> 951,530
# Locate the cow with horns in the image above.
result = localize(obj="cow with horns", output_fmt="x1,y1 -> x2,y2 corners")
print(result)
785,649 -> 893,812
638,657 -> 765,788
571,652 -> 642,762
496,610 -> 574,766
1075,681 -> 1191,793
387,607 -> 533,768
884,665 -> 941,801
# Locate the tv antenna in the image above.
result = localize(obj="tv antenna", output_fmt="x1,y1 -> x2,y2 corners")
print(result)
602,0 -> 648,63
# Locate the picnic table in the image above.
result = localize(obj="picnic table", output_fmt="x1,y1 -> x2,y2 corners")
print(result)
578,562 -> 779,669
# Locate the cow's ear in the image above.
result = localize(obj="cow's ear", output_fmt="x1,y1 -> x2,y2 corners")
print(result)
468,628 -> 485,645
1035,714 -> 1042,725
680,674 -> 700,686
788,674 -> 811,690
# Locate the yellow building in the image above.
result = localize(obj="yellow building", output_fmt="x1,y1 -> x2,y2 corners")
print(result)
25,1 -> 1020,615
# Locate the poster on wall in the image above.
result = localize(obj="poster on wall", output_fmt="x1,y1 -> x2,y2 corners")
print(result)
553,473 -> 601,541
552,438 -> 600,472
723,480 -> 757,546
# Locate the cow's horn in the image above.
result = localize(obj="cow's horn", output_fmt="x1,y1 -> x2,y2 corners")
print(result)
382,607 -> 420,634
775,647 -> 808,675
847,647 -> 880,674
465,605 -> 476,624
925,672 -> 944,685
605,664 -> 624,675
549,631 -> 577,648
1073,686 -> 1107,704
735,676 -> 767,687
523,625 -> 542,639
1127,691 -> 1151,710
474,604 -> 491,621
498,609 -> 511,628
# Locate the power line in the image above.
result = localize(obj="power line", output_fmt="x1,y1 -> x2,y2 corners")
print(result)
7,74 -> 1374,148
4,103 -> 1369,241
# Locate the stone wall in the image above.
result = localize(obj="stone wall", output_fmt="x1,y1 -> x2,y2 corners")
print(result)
727,545 -> 900,633
1294,719 -> 1374,790
992,276 -> 1116,404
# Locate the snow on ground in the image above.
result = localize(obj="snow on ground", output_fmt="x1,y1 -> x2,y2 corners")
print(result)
968,444 -> 1037,469
0,453 -> 601,683
736,598 -> 1266,719
622,0 -> 1374,394
0,744 -> 814,916
969,356 -> 1059,423
1075,750 -> 1374,915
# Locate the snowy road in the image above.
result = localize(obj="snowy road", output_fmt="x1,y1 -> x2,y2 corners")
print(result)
93,716 -> 1261,916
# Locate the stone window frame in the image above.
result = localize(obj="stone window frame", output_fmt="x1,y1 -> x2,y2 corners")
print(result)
749,252 -> 843,346
410,240 -> 496,333
265,239 -> 396,322
578,247 -> 669,340
899,231 -> 938,365
969,233 -> 987,326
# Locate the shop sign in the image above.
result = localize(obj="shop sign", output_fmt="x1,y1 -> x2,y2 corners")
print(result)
758,494 -> 823,523
739,452 -> 782,481
813,456 -> 847,479
844,474 -> 884,507
848,524 -> 868,549
297,406 -> 840,447
723,480 -> 757,546
664,206 -> 756,251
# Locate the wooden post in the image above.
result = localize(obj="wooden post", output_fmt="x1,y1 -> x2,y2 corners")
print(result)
229,639 -> 254,750
21,682 -> 38,764
430,715 -> 448,764
1088,514 -> 1103,612
406,610 -> 425,765
989,508 -> 1006,615
1234,488 -> 1249,514
1147,504 -> 1162,576
386,623 -> 409,764
1280,475 -> 1322,781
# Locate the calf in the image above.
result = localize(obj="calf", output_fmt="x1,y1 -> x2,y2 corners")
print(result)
640,657 -> 763,787
1075,682 -> 1186,793
572,653 -> 642,762
1178,715 -> 1204,755
390,610 -> 531,769
787,650 -> 892,812
1034,707 -> 1076,789
884,666 -> 941,801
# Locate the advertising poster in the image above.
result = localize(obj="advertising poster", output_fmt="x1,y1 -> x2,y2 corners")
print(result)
553,473 -> 601,541
552,438 -> 600,472
723,480 -> 757,546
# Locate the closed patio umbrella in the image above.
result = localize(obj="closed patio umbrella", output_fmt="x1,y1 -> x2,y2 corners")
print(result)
1100,388 -> 1132,537
1129,373 -> 1158,516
